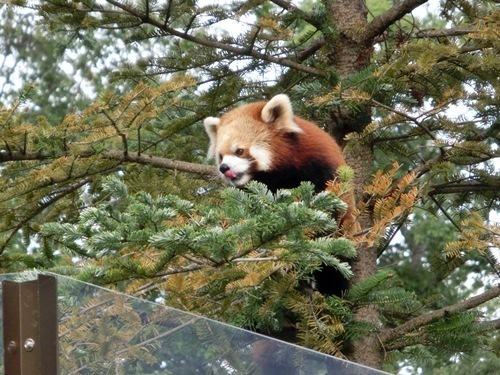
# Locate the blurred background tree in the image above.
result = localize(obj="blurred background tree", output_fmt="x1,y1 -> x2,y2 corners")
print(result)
0,0 -> 498,373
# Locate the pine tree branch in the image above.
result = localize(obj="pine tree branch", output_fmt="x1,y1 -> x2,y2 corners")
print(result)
429,180 -> 500,196
374,26 -> 476,44
114,317 -> 200,357
0,150 -> 216,177
0,150 -> 46,162
410,154 -> 445,178
104,0 -> 325,77
0,177 -> 92,255
393,44 -> 496,80
467,121 -> 500,142
103,150 -> 215,176
486,317 -> 500,331
365,0 -> 429,41
68,314 -> 200,374
415,27 -> 474,38
153,264 -> 208,278
379,286 -> 500,347
295,38 -> 325,62
384,316 -> 500,351
269,0 -> 321,28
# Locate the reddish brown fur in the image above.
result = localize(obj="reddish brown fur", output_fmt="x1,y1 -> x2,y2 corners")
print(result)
218,101 -> 344,173
275,115 -> 344,172
210,97 -> 354,226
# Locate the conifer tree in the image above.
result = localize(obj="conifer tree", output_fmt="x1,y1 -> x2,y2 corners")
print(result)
1,0 -> 499,372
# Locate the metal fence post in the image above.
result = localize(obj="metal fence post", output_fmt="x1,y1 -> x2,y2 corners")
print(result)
2,274 -> 58,375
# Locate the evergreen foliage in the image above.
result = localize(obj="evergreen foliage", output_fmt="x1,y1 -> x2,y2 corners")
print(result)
43,178 -> 357,356
1,0 -> 499,372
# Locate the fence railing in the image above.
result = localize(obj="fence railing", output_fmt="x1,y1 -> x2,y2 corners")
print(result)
1,272 -> 387,374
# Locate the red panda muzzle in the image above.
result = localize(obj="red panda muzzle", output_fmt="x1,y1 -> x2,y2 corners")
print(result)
219,164 -> 239,180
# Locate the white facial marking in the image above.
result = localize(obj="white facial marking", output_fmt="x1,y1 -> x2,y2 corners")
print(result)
221,155 -> 250,174
231,174 -> 252,186
249,145 -> 272,171
219,155 -> 253,186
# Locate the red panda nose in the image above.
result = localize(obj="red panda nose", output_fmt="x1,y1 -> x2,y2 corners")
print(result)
219,163 -> 230,174
219,164 -> 238,179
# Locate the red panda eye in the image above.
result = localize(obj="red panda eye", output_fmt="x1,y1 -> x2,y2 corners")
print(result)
235,148 -> 244,156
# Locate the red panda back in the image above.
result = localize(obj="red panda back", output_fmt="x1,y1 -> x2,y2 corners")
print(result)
271,115 -> 345,173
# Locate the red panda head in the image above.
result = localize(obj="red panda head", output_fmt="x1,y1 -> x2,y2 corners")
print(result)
204,94 -> 303,187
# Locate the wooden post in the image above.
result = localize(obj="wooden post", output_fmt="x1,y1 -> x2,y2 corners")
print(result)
2,274 -> 58,375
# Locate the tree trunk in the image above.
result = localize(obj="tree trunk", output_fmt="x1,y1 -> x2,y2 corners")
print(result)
324,0 -> 383,368
344,143 -> 382,369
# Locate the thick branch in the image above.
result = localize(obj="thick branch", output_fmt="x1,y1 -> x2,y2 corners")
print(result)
295,38 -> 325,62
0,150 -> 216,177
380,286 -> 500,346
365,0 -> 428,41
103,150 -> 215,176
0,150 -> 46,162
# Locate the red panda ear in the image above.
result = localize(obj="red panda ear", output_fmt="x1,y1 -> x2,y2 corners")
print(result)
204,117 -> 220,158
261,94 -> 303,133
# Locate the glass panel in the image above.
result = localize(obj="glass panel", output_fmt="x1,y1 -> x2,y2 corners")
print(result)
1,273 -> 386,374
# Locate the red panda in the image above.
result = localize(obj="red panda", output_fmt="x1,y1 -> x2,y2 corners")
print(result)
204,94 -> 355,298
204,94 -> 347,195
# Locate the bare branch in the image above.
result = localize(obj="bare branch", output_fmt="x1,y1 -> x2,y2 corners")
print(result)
380,286 -> 500,346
